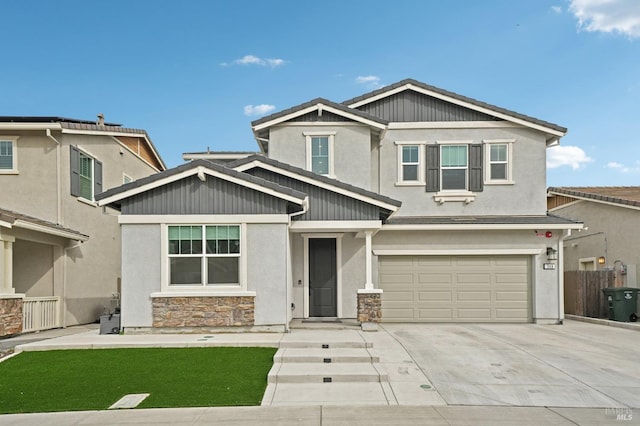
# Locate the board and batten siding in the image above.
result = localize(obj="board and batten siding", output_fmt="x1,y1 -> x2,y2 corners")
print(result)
356,90 -> 501,122
247,169 -> 381,221
120,174 -> 290,215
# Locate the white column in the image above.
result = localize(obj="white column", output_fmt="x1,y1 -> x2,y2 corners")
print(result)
0,237 -> 15,294
365,231 -> 373,290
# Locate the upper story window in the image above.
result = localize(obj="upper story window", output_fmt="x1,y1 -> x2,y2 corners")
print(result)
70,145 -> 103,202
304,131 -> 335,176
0,137 -> 18,174
168,225 -> 240,286
395,141 -> 425,185
440,145 -> 468,190
484,139 -> 515,184
426,141 -> 483,202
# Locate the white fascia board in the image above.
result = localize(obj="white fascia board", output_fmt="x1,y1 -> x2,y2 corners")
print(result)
289,220 -> 382,232
13,220 -> 88,242
252,103 -> 386,132
0,123 -> 62,131
119,214 -> 290,224
387,121 -> 522,130
381,222 -> 583,231
182,153 -> 252,160
0,220 -> 12,229
373,248 -> 545,256
349,83 -> 566,137
233,161 -> 399,212
98,167 -> 305,207
61,128 -> 147,138
547,191 -> 640,212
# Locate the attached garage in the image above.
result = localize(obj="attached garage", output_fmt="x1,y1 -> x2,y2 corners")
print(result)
379,255 -> 531,322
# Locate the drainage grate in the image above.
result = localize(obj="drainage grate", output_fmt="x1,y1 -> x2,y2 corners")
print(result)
323,377 -> 332,383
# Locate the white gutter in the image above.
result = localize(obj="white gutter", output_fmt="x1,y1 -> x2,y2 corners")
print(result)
14,220 -> 88,242
45,129 -> 63,225
0,123 -> 61,131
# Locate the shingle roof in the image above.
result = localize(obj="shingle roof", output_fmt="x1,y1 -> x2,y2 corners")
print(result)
342,78 -> 567,134
95,159 -> 307,206
250,97 -> 388,127
386,215 -> 581,226
548,187 -> 640,208
0,116 -> 121,126
227,155 -> 402,209
0,207 -> 89,240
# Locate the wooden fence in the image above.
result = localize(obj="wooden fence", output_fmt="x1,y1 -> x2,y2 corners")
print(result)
564,271 -> 613,318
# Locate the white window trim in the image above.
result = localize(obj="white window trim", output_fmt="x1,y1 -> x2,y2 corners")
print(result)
484,139 -> 515,185
437,142 -> 470,192
160,223 -> 246,292
395,141 -> 426,186
304,131 -> 335,177
0,136 -> 19,174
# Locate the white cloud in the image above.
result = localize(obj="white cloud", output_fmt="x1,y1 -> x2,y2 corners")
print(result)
244,104 -> 276,116
605,160 -> 640,173
569,0 -> 640,38
547,145 -> 593,170
355,75 -> 382,88
551,5 -> 562,13
221,55 -> 287,68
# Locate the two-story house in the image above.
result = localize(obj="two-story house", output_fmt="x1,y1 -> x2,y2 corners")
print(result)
96,79 -> 581,333
0,116 -> 165,337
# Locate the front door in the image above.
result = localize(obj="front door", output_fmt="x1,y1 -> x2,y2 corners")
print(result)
309,238 -> 337,317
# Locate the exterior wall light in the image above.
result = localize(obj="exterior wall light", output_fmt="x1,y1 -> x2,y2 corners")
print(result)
598,256 -> 606,265
546,247 -> 558,261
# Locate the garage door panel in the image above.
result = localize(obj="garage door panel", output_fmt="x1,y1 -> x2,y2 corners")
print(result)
380,255 -> 530,323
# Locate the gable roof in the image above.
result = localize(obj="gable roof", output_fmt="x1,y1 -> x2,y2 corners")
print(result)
342,78 -> 567,139
0,116 -> 166,171
0,207 -> 89,241
95,159 -> 307,209
548,187 -> 640,210
227,154 -> 401,212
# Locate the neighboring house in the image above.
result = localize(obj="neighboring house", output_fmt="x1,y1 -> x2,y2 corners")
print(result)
97,79 -> 581,333
547,186 -> 639,287
0,116 -> 165,337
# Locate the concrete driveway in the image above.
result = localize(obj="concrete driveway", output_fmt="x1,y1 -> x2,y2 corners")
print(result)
383,320 -> 640,408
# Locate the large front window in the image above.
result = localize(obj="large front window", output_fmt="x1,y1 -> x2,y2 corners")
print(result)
441,145 -> 468,190
168,225 -> 240,286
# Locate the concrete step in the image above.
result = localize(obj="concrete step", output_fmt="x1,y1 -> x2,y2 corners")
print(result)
279,340 -> 372,349
268,362 -> 386,383
274,348 -> 379,363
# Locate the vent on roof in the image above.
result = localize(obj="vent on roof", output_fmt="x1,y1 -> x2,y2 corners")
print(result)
97,113 -> 105,126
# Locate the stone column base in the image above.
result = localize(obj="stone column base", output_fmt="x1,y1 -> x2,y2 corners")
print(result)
0,296 -> 24,337
357,289 -> 382,332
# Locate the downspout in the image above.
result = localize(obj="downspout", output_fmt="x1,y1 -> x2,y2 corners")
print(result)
45,129 -> 62,225
285,197 -> 309,332
558,229 -> 571,324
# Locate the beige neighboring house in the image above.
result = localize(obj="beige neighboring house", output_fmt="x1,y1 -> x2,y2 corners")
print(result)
547,186 -> 640,287
0,116 -> 165,337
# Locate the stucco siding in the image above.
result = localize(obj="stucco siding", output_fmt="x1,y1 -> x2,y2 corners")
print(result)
13,240 -> 54,297
340,233 -> 365,318
246,223 -> 288,325
556,201 -> 639,286
121,224 -> 162,328
379,127 -> 548,216
267,125 -> 372,190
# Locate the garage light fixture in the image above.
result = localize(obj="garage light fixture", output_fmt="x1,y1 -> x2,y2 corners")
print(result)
546,247 -> 558,261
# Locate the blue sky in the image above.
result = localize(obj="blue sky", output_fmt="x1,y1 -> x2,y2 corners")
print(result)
1,0 -> 639,187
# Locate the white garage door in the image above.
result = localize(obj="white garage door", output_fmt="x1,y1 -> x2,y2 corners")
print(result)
379,256 -> 530,322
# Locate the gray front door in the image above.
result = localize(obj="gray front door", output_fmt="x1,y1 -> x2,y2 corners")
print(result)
309,238 -> 337,317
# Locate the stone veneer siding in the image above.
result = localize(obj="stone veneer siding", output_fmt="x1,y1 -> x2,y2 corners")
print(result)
152,296 -> 255,328
357,292 -> 381,323
0,298 -> 23,337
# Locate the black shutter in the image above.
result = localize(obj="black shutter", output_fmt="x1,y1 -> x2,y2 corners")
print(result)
94,160 -> 103,197
425,145 -> 440,192
469,144 -> 483,192
70,145 -> 80,197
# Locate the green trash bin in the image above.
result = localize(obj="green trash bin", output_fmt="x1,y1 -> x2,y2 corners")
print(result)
602,287 -> 639,322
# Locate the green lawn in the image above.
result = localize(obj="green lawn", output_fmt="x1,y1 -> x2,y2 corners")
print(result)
0,347 -> 276,414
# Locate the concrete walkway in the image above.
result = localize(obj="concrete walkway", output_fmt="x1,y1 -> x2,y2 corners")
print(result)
1,319 -> 639,425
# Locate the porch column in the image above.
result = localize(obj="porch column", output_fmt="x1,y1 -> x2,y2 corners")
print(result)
364,231 -> 373,290
0,235 -> 15,295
